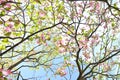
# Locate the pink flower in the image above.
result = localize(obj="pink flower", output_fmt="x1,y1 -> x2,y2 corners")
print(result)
90,39 -> 96,45
39,11 -> 46,17
103,64 -> 111,71
57,15 -> 63,20
104,24 -> 107,29
89,2 -> 94,8
78,8 -> 82,14
41,33 -> 45,41
79,38 -> 89,49
0,0 -> 6,4
59,70 -> 66,77
36,39 -> 40,44
2,70 -> 12,76
56,38 -> 68,47
60,39 -> 68,46
56,40 -> 61,47
8,23 -> 13,28
4,27 -> 12,32
61,40 -> 66,45
95,3 -> 100,13
90,34 -> 99,46
96,3 -> 100,10
65,60 -> 71,64
4,23 -> 14,32
0,78 -> 4,80
83,52 -> 90,59
59,47 -> 66,53
45,43 -> 48,46
4,3 -> 11,9
56,67 -> 67,77
0,68 -> 2,71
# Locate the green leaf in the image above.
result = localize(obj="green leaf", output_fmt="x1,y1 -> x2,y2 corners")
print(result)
12,32 -> 22,37
113,3 -> 117,8
112,22 -> 115,27
4,78 -> 8,80
29,37 -> 34,41
116,75 -> 120,79
0,72 -> 3,77
57,3 -> 64,12
0,20 -> 3,24
2,39 -> 8,43
4,32 -> 11,37
0,45 -> 6,50
44,6 -> 52,11
31,5 -> 35,9
0,10 -> 5,16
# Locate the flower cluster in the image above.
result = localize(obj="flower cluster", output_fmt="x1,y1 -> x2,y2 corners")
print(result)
79,38 -> 89,49
4,23 -> 14,32
56,67 -> 67,77
0,68 -> 12,80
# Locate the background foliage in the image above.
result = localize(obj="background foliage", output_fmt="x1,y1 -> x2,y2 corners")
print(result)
0,0 -> 120,80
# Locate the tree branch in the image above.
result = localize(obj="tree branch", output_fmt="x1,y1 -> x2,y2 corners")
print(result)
0,20 -> 63,56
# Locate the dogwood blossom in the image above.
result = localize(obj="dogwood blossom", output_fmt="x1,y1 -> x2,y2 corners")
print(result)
2,69 -> 12,76
4,23 -> 14,32
0,68 -> 12,76
0,0 -> 6,4
56,67 -> 67,77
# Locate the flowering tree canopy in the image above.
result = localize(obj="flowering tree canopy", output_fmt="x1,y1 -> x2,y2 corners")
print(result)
0,0 -> 120,80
